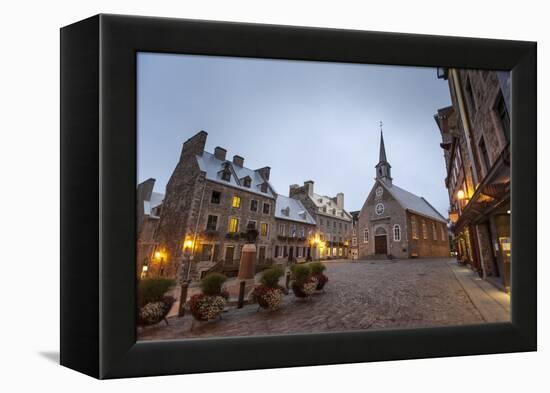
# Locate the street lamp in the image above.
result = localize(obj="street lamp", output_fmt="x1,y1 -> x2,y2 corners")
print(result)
154,250 -> 165,277
457,189 -> 465,200
179,238 -> 194,317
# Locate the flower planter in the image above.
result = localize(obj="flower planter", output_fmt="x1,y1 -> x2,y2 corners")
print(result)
189,294 -> 226,321
313,273 -> 328,290
252,286 -> 284,310
291,277 -> 318,298
138,296 -> 175,326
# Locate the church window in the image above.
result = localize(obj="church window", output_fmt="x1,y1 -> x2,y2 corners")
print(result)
432,222 -> 437,240
393,225 -> 401,242
441,224 -> 447,241
363,229 -> 369,243
375,203 -> 385,215
411,217 -> 418,239
422,220 -> 428,239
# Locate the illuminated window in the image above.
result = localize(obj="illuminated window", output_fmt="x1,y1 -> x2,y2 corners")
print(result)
393,225 -> 401,242
229,217 -> 239,233
411,217 -> 418,239
232,196 -> 241,208
260,223 -> 268,236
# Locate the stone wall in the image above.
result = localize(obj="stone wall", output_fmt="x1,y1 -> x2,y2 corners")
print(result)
357,182 -> 409,259
406,212 -> 449,258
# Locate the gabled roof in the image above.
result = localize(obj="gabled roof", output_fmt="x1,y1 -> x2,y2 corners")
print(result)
379,181 -> 446,223
196,151 -> 276,198
275,195 -> 317,225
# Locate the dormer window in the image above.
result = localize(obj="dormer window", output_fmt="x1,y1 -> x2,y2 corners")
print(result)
332,209 -> 336,215
260,182 -> 268,193
281,207 -> 290,217
242,176 -> 251,188
221,169 -> 231,182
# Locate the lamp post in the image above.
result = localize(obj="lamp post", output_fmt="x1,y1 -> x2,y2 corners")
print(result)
178,239 -> 194,318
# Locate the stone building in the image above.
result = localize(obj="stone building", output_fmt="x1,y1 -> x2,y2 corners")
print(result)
273,195 -> 317,263
136,178 -> 164,278
153,131 -> 278,280
349,211 -> 360,260
357,132 -> 449,259
289,181 -> 353,259
435,68 -> 511,291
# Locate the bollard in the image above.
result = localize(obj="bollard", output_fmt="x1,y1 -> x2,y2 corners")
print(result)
178,281 -> 188,317
237,280 -> 246,309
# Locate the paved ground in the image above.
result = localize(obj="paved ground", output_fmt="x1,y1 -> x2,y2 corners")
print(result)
138,258 -> 510,341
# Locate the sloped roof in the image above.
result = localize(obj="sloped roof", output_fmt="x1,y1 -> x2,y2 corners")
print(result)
144,192 -> 164,218
311,193 -> 352,221
382,182 -> 446,223
196,151 -> 276,198
275,195 -> 317,225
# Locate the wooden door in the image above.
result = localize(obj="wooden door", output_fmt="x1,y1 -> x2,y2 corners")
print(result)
374,235 -> 387,255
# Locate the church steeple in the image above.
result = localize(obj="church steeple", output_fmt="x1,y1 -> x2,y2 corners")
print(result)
375,122 -> 392,185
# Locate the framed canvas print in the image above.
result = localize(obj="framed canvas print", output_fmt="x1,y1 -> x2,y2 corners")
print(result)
60,14 -> 537,379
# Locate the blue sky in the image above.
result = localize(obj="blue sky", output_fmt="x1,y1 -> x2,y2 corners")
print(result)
138,53 -> 452,215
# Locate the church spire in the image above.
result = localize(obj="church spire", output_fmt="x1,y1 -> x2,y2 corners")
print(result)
375,122 -> 392,185
379,122 -> 387,163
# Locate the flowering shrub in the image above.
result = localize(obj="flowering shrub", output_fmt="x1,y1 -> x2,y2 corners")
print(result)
252,286 -> 284,310
291,276 -> 318,298
302,277 -> 318,296
189,294 -> 226,321
138,296 -> 175,326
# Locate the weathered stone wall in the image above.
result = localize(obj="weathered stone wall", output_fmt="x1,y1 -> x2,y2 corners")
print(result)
357,182 -> 409,259
406,212 -> 449,258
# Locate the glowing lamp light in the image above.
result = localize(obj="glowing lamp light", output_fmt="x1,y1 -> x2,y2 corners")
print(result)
154,251 -> 162,260
184,239 -> 194,250
142,265 -> 148,272
457,189 -> 465,200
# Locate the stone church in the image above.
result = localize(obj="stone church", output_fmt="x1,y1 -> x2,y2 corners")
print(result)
357,132 -> 450,259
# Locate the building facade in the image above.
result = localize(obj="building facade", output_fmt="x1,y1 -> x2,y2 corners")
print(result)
136,178 -> 164,278
289,181 -> 353,259
435,68 -> 511,291
150,131 -> 319,281
357,132 -> 450,259
273,195 -> 317,263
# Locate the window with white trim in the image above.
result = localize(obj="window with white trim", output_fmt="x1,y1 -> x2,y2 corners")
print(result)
393,224 -> 401,242
363,229 -> 369,243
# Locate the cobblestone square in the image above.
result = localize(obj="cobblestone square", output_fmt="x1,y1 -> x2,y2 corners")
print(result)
138,258 -> 509,341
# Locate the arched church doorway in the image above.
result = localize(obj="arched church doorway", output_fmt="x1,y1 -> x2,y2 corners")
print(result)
374,227 -> 388,255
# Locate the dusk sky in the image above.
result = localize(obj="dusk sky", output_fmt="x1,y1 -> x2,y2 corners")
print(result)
137,53 -> 452,215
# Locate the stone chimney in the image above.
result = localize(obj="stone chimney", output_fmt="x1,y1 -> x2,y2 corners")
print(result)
233,155 -> 244,167
180,131 -> 207,161
214,146 -> 227,161
336,192 -> 344,209
256,166 -> 271,181
304,180 -> 314,197
289,184 -> 299,197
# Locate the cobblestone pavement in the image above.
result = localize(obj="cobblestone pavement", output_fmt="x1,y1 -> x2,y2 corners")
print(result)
138,258 -> 490,341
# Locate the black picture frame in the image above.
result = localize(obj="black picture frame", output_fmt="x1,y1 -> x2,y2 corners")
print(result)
60,14 -> 537,379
